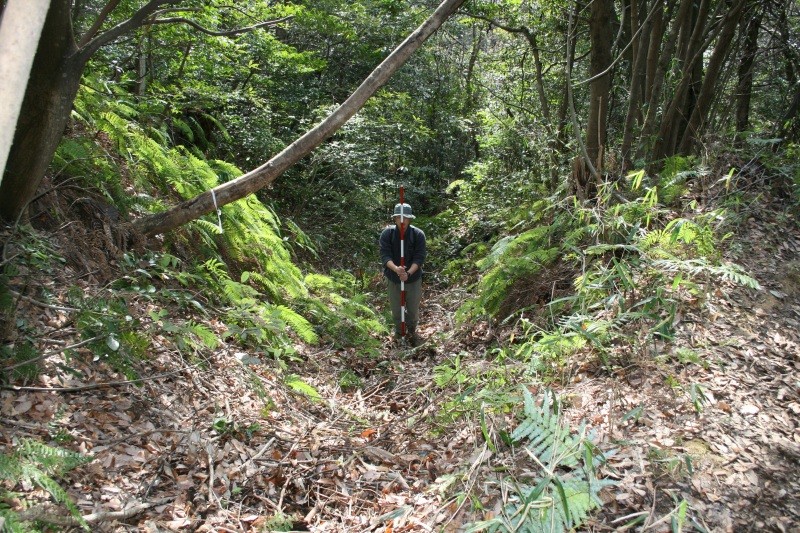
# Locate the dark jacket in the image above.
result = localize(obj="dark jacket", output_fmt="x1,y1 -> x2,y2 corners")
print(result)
379,224 -> 426,284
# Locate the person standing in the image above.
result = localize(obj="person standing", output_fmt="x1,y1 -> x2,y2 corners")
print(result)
379,202 -> 426,346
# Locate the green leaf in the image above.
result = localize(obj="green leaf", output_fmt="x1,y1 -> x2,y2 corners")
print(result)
285,375 -> 321,401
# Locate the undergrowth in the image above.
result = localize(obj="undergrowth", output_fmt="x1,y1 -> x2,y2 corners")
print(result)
450,160 -> 761,372
432,155 -> 768,531
0,439 -> 91,531
1,77 -> 388,530
464,388 -> 615,533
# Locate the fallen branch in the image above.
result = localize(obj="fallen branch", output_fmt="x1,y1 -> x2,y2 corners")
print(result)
17,497 -> 172,527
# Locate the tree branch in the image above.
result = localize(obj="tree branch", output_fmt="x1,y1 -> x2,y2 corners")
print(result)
78,0 -> 180,62
132,0 -> 467,236
77,0 -> 121,48
147,15 -> 293,37
17,498 -> 173,527
465,14 -> 554,132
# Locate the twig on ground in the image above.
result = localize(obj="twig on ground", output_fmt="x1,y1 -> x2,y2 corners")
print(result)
2,335 -> 102,372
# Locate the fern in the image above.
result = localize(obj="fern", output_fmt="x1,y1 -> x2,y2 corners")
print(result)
466,389 -> 614,533
651,258 -> 761,289
511,389 -> 581,468
274,305 -> 318,344
284,375 -> 321,401
0,439 -> 91,531
187,321 -> 219,349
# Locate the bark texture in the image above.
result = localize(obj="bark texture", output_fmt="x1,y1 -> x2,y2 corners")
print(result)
585,0 -> 615,172
0,0 -> 79,222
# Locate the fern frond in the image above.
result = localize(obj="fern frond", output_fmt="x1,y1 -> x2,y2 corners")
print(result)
469,389 -> 615,533
275,305 -> 318,344
187,321 -> 219,349
2,440 -> 92,530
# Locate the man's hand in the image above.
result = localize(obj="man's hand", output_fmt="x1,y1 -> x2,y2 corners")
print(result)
396,265 -> 409,282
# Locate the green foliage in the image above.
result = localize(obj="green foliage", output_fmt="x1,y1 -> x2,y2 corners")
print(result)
464,388 -> 614,533
67,82 -> 308,304
445,158 -> 761,372
0,439 -> 91,531
284,374 -> 321,402
71,292 -> 147,379
431,352 -> 524,427
338,369 -> 363,391
456,226 -> 560,321
301,270 -> 386,352
433,353 -> 469,388
509,325 -> 588,379
0,343 -> 40,384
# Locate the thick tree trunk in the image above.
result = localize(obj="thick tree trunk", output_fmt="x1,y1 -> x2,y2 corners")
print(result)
585,0 -> 614,172
0,0 -> 180,222
133,0 -> 466,236
0,0 -> 81,222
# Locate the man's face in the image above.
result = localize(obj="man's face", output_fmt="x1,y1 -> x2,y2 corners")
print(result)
393,215 -> 408,227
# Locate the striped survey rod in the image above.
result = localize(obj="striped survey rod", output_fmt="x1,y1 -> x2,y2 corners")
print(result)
399,186 -> 407,336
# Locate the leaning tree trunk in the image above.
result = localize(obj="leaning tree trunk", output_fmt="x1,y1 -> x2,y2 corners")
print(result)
133,0 -> 466,237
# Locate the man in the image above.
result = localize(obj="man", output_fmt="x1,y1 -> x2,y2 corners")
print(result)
379,202 -> 426,346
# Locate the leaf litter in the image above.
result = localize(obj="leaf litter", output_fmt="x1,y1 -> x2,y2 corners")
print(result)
1,197 -> 799,532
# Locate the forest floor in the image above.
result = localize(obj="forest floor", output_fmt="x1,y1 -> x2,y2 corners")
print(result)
2,193 -> 800,532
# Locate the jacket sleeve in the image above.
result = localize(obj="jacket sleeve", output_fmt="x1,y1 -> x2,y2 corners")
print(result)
409,228 -> 427,268
379,228 -> 394,267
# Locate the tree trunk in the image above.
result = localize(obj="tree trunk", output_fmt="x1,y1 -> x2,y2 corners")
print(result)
644,0 -> 666,106
653,0 -> 712,161
0,0 -> 82,222
0,0 -> 180,222
774,1 -> 800,141
637,0 -> 684,164
735,2 -> 762,134
554,1 -> 579,191
621,0 -> 653,171
133,0 -> 466,237
585,0 -> 614,173
678,0 -> 747,154
464,24 -> 483,160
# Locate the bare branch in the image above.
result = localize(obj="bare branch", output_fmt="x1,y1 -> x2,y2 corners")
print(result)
77,0 -> 121,48
78,0 -> 180,61
148,15 -> 293,37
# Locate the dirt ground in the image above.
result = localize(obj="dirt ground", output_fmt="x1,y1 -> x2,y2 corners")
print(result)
1,194 -> 799,532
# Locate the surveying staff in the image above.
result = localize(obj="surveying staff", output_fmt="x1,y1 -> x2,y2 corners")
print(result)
379,202 -> 426,346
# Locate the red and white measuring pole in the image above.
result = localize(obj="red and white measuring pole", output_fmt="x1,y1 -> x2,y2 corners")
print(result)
398,186 -> 407,337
